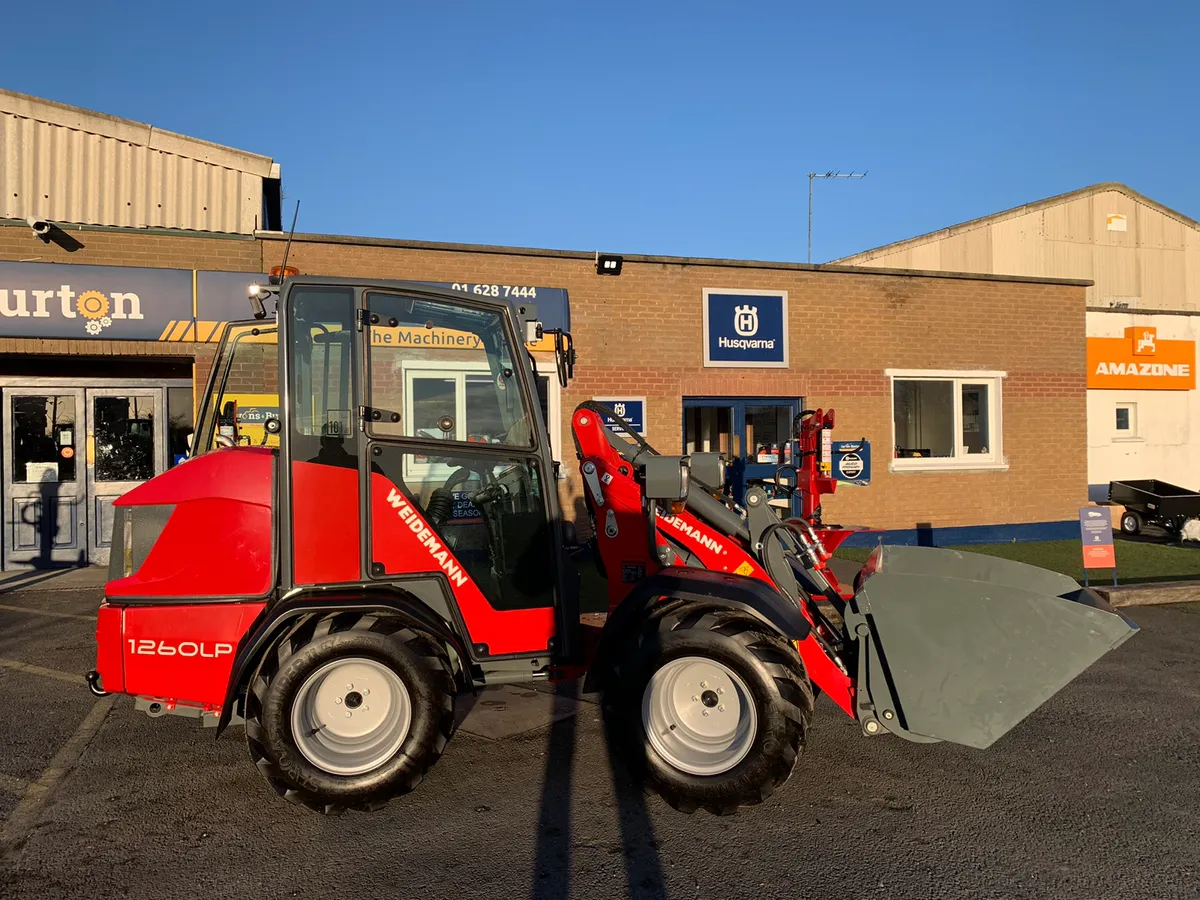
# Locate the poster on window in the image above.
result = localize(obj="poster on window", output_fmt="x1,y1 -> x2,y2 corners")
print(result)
25,462 -> 59,483
449,491 -> 483,523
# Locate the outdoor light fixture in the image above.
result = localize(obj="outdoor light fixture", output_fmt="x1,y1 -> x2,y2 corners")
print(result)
26,216 -> 52,239
595,252 -> 623,276
25,216 -> 84,252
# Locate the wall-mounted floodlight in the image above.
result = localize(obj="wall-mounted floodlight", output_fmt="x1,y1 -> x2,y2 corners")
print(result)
595,252 -> 623,276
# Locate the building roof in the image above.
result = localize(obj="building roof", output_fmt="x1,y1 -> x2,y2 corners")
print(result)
0,89 -> 279,234
834,182 -> 1200,265
255,229 -> 1091,287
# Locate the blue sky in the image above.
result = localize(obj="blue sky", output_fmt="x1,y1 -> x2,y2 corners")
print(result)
1,1 -> 1195,262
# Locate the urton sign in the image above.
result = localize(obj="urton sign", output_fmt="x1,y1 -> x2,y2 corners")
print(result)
702,289 -> 788,368
0,261 -> 192,340
0,263 -> 575,350
1087,326 -> 1196,390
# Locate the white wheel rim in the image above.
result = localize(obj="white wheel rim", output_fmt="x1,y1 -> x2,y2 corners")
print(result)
641,656 -> 758,776
290,657 -> 412,776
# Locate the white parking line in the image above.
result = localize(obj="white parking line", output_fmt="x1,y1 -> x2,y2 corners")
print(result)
0,604 -> 95,622
0,660 -> 87,686
0,695 -> 115,858
0,773 -> 28,796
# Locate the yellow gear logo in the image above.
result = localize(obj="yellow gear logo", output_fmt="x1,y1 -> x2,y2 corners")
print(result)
76,290 -> 111,320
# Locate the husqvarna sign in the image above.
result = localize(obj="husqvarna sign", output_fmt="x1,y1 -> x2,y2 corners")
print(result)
702,289 -> 788,368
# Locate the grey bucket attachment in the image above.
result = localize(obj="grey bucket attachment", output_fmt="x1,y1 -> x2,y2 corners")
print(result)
845,545 -> 1139,749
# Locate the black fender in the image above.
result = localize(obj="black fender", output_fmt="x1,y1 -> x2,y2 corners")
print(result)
582,567 -> 811,693
214,587 -> 469,738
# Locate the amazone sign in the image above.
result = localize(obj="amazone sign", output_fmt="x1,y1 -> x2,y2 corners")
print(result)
1087,327 -> 1196,390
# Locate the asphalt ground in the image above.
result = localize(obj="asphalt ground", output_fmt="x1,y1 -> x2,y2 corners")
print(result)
1,587 -> 1198,900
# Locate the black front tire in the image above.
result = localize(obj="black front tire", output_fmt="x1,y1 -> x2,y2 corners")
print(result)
602,603 -> 813,815
1120,511 -> 1143,535
245,612 -> 455,814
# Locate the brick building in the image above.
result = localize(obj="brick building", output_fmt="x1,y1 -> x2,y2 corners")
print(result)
0,88 -> 1091,568
836,183 -> 1200,501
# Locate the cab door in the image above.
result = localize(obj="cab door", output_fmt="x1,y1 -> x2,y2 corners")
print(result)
360,289 -> 561,658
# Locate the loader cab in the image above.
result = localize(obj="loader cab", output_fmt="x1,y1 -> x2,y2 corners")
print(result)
195,277 -> 579,666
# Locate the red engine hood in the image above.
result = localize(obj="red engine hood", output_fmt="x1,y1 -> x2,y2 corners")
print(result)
107,447 -> 276,600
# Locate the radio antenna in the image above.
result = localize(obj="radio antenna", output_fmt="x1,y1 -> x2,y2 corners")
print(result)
276,200 -> 300,283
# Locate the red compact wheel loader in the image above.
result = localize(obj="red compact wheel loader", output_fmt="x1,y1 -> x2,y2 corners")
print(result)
88,276 -> 1137,815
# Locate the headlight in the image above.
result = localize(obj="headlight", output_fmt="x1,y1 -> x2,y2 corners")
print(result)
109,505 -> 175,581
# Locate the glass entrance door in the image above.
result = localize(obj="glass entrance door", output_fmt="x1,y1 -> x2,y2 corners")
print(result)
85,389 -> 165,567
683,397 -> 801,508
1,389 -> 88,568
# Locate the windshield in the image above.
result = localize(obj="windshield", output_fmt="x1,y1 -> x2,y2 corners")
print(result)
194,321 -> 281,454
365,291 -> 536,452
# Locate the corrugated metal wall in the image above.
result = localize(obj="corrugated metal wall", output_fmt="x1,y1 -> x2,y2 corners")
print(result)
843,188 -> 1200,312
0,93 -> 271,235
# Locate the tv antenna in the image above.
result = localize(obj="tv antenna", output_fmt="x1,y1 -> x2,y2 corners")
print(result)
808,171 -> 866,264
275,200 -> 301,283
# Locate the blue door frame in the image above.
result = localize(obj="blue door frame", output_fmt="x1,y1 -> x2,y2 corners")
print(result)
682,396 -> 802,510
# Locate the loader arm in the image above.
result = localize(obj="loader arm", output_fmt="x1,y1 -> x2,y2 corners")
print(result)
571,400 -> 1139,749
571,402 -> 858,716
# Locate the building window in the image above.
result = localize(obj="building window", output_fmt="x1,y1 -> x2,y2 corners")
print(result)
1114,402 -> 1137,438
167,386 -> 193,467
887,370 -> 1006,471
400,359 -> 563,480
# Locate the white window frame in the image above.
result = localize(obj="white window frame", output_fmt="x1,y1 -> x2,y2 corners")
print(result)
398,358 -> 564,482
1113,401 -> 1140,441
400,361 -> 483,483
531,354 -> 565,477
886,369 -> 1007,473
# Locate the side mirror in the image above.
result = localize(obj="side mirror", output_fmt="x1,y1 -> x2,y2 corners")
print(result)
552,331 -> 575,388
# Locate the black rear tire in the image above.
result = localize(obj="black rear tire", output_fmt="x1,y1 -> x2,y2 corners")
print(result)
602,603 -> 813,815
1120,510 -> 1143,535
245,612 -> 455,814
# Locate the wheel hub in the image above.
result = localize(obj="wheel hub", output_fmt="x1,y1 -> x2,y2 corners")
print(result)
290,658 -> 412,776
642,656 -> 758,776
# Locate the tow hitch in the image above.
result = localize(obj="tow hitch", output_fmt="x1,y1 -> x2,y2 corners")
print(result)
85,670 -> 109,697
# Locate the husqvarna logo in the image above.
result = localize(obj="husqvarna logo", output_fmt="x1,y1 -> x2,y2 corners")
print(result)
734,304 -> 759,336
704,289 -> 788,368
0,283 -> 144,336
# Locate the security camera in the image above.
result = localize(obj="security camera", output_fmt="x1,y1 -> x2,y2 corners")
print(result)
26,217 -> 52,238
